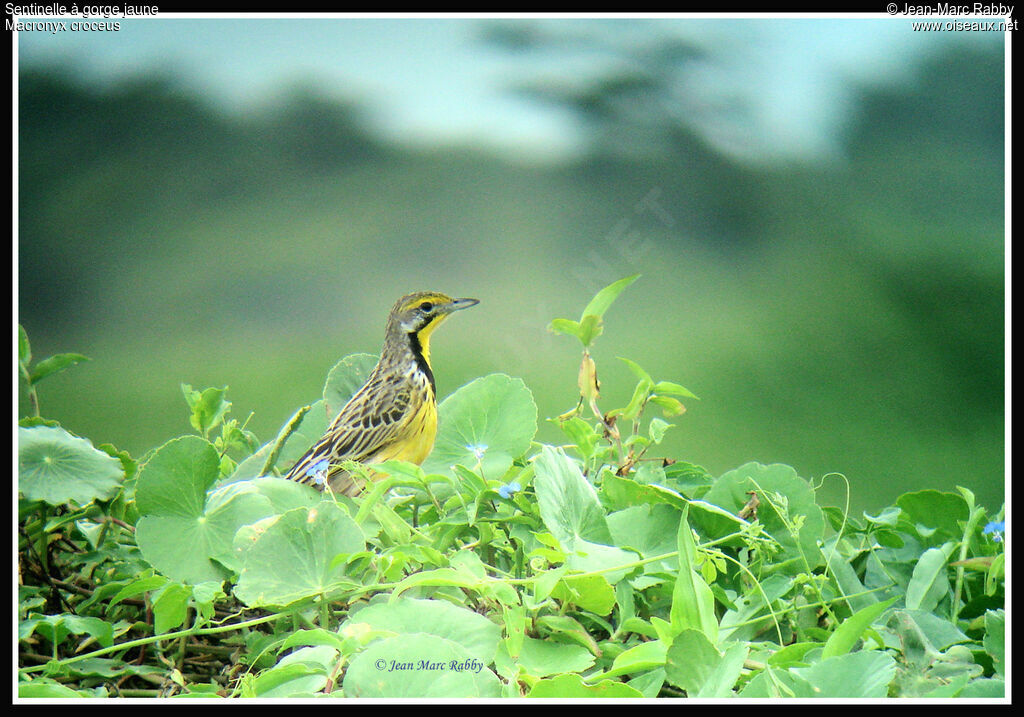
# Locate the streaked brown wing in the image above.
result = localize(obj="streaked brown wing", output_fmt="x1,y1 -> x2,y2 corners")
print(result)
285,375 -> 413,488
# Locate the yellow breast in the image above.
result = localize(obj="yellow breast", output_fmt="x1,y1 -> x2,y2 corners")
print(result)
373,395 -> 438,466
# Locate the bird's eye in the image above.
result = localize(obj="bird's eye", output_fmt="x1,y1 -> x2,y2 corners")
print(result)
419,301 -> 433,312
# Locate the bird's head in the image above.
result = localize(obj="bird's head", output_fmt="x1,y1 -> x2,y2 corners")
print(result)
386,291 -> 479,353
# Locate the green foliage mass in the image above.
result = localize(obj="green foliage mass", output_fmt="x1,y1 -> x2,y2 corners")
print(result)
17,277 -> 1005,699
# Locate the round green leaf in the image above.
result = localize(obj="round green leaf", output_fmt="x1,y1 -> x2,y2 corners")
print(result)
135,437 -> 276,583
136,436 -> 221,518
792,651 -> 898,698
424,374 -> 537,479
343,634 -> 501,698
233,502 -> 365,607
346,597 -> 501,663
18,425 -> 124,505
248,476 -> 322,513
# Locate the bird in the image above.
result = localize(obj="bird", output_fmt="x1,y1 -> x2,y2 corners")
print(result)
284,291 -> 479,496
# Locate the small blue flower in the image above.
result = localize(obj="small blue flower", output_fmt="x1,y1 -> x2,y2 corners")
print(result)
306,458 -> 329,486
467,444 -> 488,461
983,521 -> 1005,542
497,481 -> 521,499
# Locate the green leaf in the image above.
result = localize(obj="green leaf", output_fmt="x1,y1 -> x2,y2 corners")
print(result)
28,353 -> 90,384
564,539 -> 638,585
648,417 -> 673,444
662,461 -> 714,493
822,597 -> 898,658
533,446 -> 613,546
792,651 -> 897,698
18,425 -> 124,505
345,598 -> 501,663
108,575 -> 169,609
670,504 -> 718,642
233,502 -> 364,607
958,678 -> 1005,698
605,639 -> 667,678
548,318 -> 583,342
648,395 -> 686,417
535,614 -> 601,656
386,564 -> 515,605
617,379 -> 654,421
152,583 -> 192,634
247,476 -> 322,513
766,642 -> 818,668
552,574 -> 617,615
343,634 -> 501,698
424,374 -> 538,479
279,628 -> 348,653
905,542 -> 955,612
984,609 -> 1005,678
600,472 -> 687,512
19,680 -> 87,699
23,614 -> 114,649
532,451 -> 640,583
558,416 -> 601,460
896,490 -> 969,545
18,367 -> 34,419
576,314 -> 603,347
740,668 -> 818,698
248,646 -> 336,697
514,636 -> 596,677
135,436 -> 221,518
181,385 -> 231,438
894,609 -> 970,652
18,324 -> 31,365
135,437 -> 276,583
322,353 -> 378,422
627,668 -> 666,698
617,356 -> 653,384
607,504 -> 681,580
665,629 -> 746,696
580,273 -> 640,321
527,673 -> 643,698
653,380 -> 699,399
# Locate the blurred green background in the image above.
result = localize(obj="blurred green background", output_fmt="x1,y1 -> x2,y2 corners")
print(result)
17,17 -> 1004,512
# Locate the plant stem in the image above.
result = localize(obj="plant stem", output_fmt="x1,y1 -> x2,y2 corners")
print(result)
320,594 -> 331,630
18,612 -> 288,675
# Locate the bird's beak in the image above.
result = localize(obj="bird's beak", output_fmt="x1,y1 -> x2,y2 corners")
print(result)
446,297 -> 480,313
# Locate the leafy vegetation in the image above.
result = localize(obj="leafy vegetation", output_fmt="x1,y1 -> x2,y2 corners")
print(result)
17,277 -> 1005,699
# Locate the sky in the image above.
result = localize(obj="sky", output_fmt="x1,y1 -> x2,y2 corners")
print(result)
15,14 -> 1004,163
